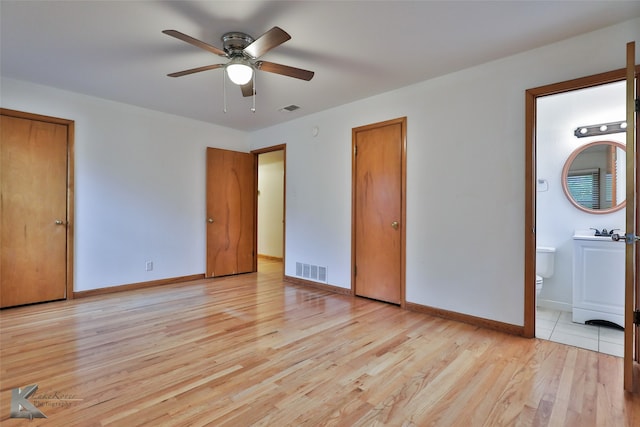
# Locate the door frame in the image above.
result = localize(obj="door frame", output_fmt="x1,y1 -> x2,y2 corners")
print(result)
351,117 -> 407,307
1,108 -> 75,300
251,144 -> 286,273
624,41 -> 638,393
524,66 -> 639,338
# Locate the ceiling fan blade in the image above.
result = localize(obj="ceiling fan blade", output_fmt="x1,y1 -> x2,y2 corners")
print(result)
163,29 -> 227,57
256,61 -> 314,81
241,81 -> 255,97
243,26 -> 291,59
167,64 -> 224,77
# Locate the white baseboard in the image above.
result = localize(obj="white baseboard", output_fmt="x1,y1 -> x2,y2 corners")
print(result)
536,298 -> 571,312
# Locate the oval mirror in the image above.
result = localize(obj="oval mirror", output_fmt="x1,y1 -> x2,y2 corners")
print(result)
561,140 -> 626,214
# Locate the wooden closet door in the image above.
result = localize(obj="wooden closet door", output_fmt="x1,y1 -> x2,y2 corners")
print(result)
1,114 -> 68,307
353,118 -> 406,304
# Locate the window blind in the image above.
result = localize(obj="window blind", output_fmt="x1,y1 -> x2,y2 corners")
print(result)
567,168 -> 600,209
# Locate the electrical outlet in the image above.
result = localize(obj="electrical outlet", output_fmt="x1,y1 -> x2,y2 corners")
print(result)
145,261 -> 153,271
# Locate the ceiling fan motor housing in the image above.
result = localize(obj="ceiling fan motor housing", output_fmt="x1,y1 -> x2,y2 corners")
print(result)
222,32 -> 254,57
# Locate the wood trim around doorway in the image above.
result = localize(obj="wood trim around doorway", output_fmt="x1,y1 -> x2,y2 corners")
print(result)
0,107 -> 75,301
523,66 -> 640,338
251,144 -> 286,275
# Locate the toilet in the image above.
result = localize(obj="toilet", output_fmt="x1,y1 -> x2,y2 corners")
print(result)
536,246 -> 556,298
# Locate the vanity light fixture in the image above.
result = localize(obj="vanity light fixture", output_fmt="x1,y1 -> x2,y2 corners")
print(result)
574,120 -> 627,138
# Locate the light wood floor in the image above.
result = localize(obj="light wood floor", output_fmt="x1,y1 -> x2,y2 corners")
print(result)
1,260 -> 638,426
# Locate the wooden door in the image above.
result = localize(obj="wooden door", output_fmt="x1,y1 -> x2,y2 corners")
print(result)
352,117 -> 406,304
206,147 -> 256,277
623,41 -> 639,393
1,112 -> 70,308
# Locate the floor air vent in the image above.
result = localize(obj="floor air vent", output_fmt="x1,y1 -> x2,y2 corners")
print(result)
295,262 -> 327,283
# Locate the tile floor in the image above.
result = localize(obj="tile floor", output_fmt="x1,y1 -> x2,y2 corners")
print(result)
536,307 -> 624,357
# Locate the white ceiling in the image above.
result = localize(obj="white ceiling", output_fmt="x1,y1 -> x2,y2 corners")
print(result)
2,1 -> 640,131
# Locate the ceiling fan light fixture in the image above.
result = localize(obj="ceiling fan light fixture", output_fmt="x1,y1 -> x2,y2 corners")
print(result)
226,60 -> 253,85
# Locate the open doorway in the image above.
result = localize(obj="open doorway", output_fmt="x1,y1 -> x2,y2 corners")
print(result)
534,81 -> 626,356
254,145 -> 285,272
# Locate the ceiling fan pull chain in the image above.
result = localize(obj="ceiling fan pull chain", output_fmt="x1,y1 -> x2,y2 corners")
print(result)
223,69 -> 228,113
251,74 -> 256,113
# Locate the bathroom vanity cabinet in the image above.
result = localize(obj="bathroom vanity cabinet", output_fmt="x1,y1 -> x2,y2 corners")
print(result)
572,234 -> 625,328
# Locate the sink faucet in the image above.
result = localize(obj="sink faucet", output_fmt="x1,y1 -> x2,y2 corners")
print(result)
590,228 -> 619,236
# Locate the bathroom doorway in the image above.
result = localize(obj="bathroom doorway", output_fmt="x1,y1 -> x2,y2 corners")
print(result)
535,81 -> 626,356
524,51 -> 640,374
526,71 -> 635,352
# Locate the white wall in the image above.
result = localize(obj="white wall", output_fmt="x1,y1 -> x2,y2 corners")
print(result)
536,81 -> 626,311
258,150 -> 284,258
1,78 -> 249,291
249,18 -> 640,326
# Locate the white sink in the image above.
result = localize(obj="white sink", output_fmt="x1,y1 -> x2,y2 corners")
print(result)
572,229 -> 620,241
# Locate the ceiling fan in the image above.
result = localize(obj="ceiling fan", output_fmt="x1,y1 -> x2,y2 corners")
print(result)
163,26 -> 314,97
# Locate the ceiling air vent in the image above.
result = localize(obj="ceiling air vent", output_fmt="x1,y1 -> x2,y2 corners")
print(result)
279,104 -> 300,113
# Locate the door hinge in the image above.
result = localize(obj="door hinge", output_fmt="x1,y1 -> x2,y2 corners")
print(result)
634,309 -> 640,326
636,98 -> 639,113
354,265 -> 357,276
354,145 -> 357,156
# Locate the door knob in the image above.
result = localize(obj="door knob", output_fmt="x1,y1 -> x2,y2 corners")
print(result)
207,218 -> 214,223
612,233 -> 640,244
391,221 -> 399,230
55,220 -> 65,225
